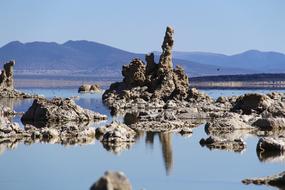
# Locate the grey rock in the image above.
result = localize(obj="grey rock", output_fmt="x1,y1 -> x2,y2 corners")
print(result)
90,171 -> 132,190
21,97 -> 107,124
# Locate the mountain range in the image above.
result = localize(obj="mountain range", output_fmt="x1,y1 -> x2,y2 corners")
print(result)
0,40 -> 284,77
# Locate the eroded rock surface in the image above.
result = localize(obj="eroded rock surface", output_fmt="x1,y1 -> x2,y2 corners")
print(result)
0,60 -> 40,98
103,26 -> 211,114
21,97 -> 107,124
90,171 -> 132,190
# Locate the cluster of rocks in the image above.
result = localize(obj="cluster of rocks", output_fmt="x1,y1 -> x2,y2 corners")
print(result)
0,97 -> 108,150
103,26 -> 212,114
78,84 -> 101,93
21,97 -> 107,125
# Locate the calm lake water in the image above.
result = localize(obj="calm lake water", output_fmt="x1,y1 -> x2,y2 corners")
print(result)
1,88 -> 285,190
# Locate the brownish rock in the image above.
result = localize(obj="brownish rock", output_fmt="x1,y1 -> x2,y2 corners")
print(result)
90,171 -> 132,190
0,60 -> 15,90
103,26 -> 195,111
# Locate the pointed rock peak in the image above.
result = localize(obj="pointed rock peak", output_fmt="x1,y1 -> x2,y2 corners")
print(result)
159,26 -> 174,70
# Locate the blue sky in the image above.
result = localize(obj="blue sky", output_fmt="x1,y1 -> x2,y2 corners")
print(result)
0,0 -> 284,54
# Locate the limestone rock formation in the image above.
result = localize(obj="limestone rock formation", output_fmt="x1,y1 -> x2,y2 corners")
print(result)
90,171 -> 132,190
253,118 -> 285,131
0,60 -> 40,98
21,97 -> 107,125
78,84 -> 101,93
0,60 -> 15,89
102,26 -> 209,113
231,93 -> 272,114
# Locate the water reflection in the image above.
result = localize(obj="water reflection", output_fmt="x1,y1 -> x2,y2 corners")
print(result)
159,133 -> 173,175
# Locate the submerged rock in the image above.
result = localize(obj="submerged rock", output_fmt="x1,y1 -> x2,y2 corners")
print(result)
21,97 -> 107,124
90,171 -> 132,190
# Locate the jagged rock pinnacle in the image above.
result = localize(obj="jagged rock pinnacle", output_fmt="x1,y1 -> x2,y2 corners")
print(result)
159,26 -> 174,70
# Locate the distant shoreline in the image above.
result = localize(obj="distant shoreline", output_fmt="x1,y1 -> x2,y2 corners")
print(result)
14,73 -> 285,89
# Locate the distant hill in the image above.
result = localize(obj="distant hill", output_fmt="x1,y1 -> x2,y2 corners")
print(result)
0,40 -> 284,77
173,50 -> 285,73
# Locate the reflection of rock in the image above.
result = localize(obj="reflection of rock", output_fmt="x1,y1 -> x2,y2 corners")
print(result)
126,109 -> 195,133
90,171 -> 132,190
159,133 -> 173,175
0,113 -> 100,155
78,84 -> 101,93
21,97 -> 107,124
257,148 -> 285,163
242,171 -> 285,189
200,136 -> 246,153
101,141 -> 135,155
257,137 -> 285,152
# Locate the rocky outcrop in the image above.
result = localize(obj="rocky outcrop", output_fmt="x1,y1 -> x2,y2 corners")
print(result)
21,97 -> 107,124
78,84 -> 101,93
231,93 -> 272,114
231,92 -> 285,117
253,118 -> 285,131
205,113 -> 255,132
0,60 -> 15,89
0,60 -> 41,98
242,171 -> 285,188
90,171 -> 132,190
103,26 -> 211,113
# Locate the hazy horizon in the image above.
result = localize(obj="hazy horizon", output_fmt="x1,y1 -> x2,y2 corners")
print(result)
0,0 -> 284,55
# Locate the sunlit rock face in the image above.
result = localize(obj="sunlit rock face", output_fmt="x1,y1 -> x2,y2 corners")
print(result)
102,26 -> 209,113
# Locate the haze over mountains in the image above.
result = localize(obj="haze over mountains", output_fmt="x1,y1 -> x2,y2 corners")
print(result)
0,40 -> 284,77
